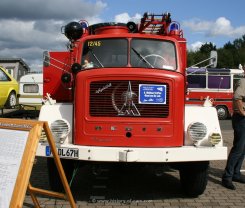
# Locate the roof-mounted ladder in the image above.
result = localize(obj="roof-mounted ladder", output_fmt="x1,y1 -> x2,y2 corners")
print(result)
138,12 -> 172,34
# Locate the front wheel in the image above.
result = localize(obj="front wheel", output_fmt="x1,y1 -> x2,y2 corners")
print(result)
47,158 -> 75,192
179,161 -> 209,197
216,105 -> 228,120
5,91 -> 17,108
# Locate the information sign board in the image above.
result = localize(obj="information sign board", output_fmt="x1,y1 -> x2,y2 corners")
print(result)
139,84 -> 167,104
0,129 -> 29,208
0,118 -> 76,208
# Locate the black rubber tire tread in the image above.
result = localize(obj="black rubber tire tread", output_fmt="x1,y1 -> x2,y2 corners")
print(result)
216,105 -> 228,120
179,161 -> 209,197
47,158 -> 74,192
5,91 -> 16,108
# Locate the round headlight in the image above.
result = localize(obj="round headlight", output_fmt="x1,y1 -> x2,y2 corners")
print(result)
50,119 -> 70,141
188,122 -> 207,142
209,132 -> 222,146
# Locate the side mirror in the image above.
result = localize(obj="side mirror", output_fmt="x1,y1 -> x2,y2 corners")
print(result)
71,63 -> 82,73
43,51 -> 50,67
61,73 -> 71,83
209,50 -> 218,68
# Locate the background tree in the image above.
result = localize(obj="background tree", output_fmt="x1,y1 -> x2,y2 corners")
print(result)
187,42 -> 216,67
187,35 -> 245,68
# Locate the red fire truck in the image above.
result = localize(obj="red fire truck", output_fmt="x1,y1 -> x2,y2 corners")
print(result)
36,12 -> 227,197
186,67 -> 244,120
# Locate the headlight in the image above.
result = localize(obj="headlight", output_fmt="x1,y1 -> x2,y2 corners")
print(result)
209,132 -> 222,146
188,122 -> 207,144
39,128 -> 47,142
50,119 -> 70,143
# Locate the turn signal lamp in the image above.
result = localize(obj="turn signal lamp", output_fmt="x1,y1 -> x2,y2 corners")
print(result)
209,132 -> 222,146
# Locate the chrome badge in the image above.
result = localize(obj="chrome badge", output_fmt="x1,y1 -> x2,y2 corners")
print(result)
118,81 -> 140,116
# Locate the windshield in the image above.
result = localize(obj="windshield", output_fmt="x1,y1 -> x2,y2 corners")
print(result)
131,39 -> 177,70
81,38 -> 177,70
82,39 -> 128,68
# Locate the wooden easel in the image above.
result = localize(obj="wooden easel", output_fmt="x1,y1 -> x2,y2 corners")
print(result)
0,118 -> 76,208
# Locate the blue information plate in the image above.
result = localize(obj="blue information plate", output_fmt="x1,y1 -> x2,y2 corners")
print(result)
139,84 -> 166,104
46,146 -> 51,156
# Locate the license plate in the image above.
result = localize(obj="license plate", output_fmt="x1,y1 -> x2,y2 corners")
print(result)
45,146 -> 79,159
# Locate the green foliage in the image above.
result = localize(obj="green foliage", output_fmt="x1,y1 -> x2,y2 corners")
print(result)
187,35 -> 245,68
199,42 -> 216,53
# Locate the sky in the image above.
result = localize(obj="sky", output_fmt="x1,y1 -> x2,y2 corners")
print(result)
0,0 -> 245,72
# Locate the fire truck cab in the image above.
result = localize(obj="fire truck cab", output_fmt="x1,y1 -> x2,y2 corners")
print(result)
37,12 -> 227,197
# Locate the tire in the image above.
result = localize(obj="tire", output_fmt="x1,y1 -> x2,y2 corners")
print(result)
179,161 -> 209,197
216,105 -> 228,120
47,158 -> 75,192
5,91 -> 17,108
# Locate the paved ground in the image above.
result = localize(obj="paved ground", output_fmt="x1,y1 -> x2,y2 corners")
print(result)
22,129 -> 245,208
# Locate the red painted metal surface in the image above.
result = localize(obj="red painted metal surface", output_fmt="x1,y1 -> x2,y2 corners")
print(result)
43,51 -> 73,102
74,68 -> 185,147
186,91 -> 233,114
94,26 -> 129,34
43,12 -> 187,147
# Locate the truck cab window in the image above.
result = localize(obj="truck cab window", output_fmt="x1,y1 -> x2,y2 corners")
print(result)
187,74 -> 206,88
82,39 -> 128,69
208,75 -> 230,89
131,39 -> 177,70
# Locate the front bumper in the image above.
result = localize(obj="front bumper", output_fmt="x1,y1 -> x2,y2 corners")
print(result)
36,143 -> 227,162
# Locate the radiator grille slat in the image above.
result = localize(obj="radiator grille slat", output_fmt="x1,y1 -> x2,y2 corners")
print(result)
90,80 -> 169,118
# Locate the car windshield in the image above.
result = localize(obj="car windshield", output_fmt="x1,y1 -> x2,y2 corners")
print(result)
0,69 -> 10,81
81,38 -> 177,70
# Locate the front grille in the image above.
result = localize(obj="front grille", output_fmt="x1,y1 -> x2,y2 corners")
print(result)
90,80 -> 169,117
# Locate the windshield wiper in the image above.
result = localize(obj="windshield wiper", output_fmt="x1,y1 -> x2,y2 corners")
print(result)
88,47 -> 104,67
131,47 -> 154,68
